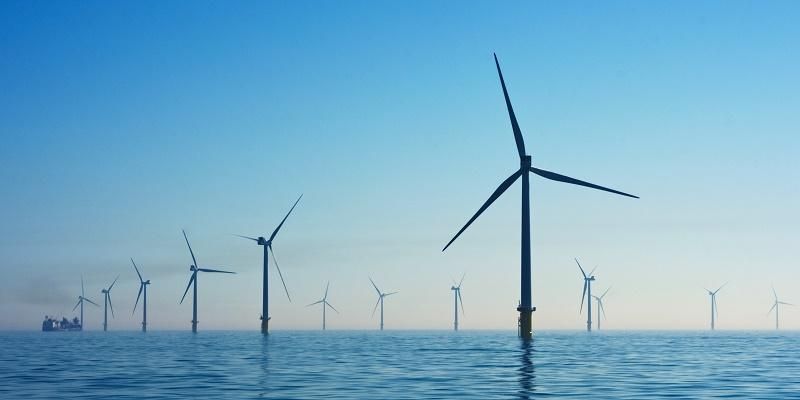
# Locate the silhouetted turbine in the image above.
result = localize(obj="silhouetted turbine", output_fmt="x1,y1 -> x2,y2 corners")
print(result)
369,277 -> 397,331
131,258 -> 150,332
442,53 -> 638,339
101,276 -> 118,332
577,259 -> 597,332
236,194 -> 301,334
180,230 -> 235,333
306,281 -> 338,330
72,275 -> 98,331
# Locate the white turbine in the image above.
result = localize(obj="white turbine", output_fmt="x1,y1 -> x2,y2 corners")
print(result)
451,274 -> 465,331
706,283 -> 726,330
369,277 -> 397,331
769,286 -> 793,330
592,287 -> 611,330
306,281 -> 338,330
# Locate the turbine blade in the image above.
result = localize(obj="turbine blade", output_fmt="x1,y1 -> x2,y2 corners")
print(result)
81,275 -> 85,297
772,285 -> 777,300
713,296 -> 719,318
715,282 -> 728,294
600,286 -> 611,299
133,284 -> 144,314
458,273 -> 465,288
576,258 -> 587,278
442,169 -> 522,251
108,275 -> 119,292
458,290 -> 465,315
324,281 -> 330,301
371,297 -> 381,317
108,295 -> 115,318
197,268 -> 236,274
589,266 -> 598,277
384,291 -> 398,297
182,229 -> 199,268
580,281 -> 587,313
131,258 -> 143,282
269,194 -> 303,242
270,244 -> 291,302
326,301 -> 340,314
180,272 -> 196,304
73,299 -> 81,311
85,298 -> 99,307
599,301 -> 606,320
306,300 -> 324,307
769,302 -> 777,314
369,277 -> 381,296
234,234 -> 259,242
779,301 -> 794,306
493,53 -> 526,159
530,167 -> 639,199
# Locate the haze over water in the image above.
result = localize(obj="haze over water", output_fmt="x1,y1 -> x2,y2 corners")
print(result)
1,331 -> 798,399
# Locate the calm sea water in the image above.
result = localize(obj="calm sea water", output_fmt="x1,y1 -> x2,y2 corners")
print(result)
0,330 -> 798,399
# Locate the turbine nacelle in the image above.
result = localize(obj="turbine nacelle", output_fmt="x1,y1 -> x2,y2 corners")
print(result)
190,265 -> 197,272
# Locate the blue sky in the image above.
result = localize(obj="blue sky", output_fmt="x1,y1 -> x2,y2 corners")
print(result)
1,1 -> 799,330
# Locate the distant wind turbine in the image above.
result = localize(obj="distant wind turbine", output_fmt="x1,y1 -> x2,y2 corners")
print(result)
441,54 -> 638,339
101,276 -> 119,332
236,194 -> 301,334
306,281 -> 338,330
72,276 -> 98,331
577,259 -> 597,332
592,287 -> 611,330
180,230 -> 235,333
451,274 -> 465,331
369,277 -> 397,331
769,286 -> 793,330
131,258 -> 150,332
706,283 -> 726,330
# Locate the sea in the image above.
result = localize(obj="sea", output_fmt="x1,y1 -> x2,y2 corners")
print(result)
0,330 -> 798,399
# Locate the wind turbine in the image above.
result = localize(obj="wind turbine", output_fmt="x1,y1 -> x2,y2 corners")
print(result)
451,274 -> 465,331
441,54 -> 638,339
306,281 -> 338,330
706,283 -> 726,330
131,258 -> 150,332
769,286 -> 793,330
369,277 -> 397,331
72,276 -> 98,331
577,259 -> 597,332
236,194 -> 301,334
592,287 -> 611,330
180,230 -> 235,333
101,276 -> 119,332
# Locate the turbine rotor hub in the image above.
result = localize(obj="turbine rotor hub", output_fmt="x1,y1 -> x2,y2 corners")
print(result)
521,155 -> 531,168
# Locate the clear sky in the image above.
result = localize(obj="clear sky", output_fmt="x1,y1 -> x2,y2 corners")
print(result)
1,1 -> 799,331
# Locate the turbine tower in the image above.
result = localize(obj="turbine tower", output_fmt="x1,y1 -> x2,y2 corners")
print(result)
769,286 -> 793,330
577,259 -> 597,332
131,258 -> 150,332
369,277 -> 397,331
101,276 -> 118,332
180,230 -> 235,333
451,274 -> 465,331
236,194 -> 301,334
72,276 -> 98,331
706,283 -> 726,330
306,281 -> 339,330
592,287 -> 611,330
442,54 -> 638,339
